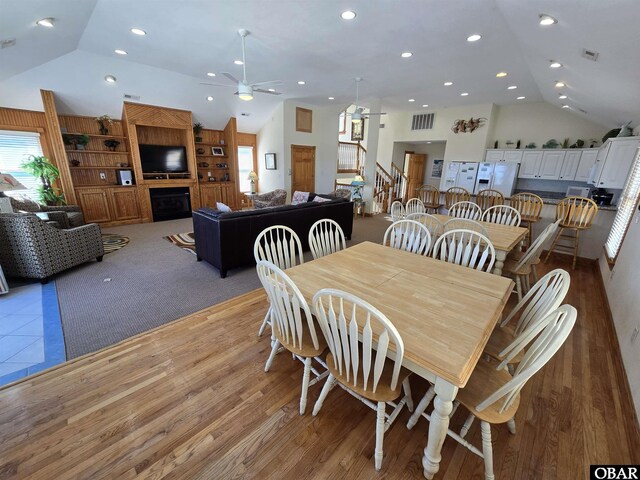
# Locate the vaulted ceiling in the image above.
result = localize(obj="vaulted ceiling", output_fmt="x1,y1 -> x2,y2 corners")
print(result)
0,0 -> 638,132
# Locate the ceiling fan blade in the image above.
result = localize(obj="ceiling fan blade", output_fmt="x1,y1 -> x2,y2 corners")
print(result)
252,80 -> 283,87
199,82 -> 237,88
254,88 -> 282,95
221,72 -> 240,84
364,112 -> 387,116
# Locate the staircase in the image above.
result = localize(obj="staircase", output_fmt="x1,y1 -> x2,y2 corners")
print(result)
338,141 -> 366,174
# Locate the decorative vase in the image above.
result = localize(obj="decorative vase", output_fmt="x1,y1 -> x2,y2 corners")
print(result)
70,159 -> 80,167
250,180 -> 256,194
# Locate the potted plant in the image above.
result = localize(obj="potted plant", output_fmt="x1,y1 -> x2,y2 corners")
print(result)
21,155 -> 66,205
76,134 -> 90,150
96,115 -> 113,135
193,122 -> 204,143
104,139 -> 120,152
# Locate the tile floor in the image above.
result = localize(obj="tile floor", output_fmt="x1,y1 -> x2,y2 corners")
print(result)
0,282 -> 66,386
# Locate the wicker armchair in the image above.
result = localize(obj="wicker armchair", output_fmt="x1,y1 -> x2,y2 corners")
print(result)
253,189 -> 287,209
0,213 -> 104,283
8,195 -> 84,229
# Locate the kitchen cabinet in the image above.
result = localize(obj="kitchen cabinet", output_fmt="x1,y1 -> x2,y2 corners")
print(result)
538,151 -> 566,179
518,151 -> 543,178
589,138 -> 640,189
76,186 -> 141,224
575,150 -> 598,182
503,150 -> 524,163
485,150 -> 504,162
484,150 -> 523,163
558,150 -> 581,180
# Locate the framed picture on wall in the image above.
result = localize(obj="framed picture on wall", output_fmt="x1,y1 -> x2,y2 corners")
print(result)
351,118 -> 365,141
211,147 -> 225,156
265,153 -> 277,170
431,159 -> 444,178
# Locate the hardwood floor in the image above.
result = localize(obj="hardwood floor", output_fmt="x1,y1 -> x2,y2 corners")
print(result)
0,259 -> 638,479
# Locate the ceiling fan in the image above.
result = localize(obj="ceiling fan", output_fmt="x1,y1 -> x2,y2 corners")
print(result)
346,77 -> 386,123
200,29 -> 282,101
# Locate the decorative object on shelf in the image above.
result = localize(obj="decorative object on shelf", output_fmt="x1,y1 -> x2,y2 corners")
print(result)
350,175 -> 365,200
517,140 -> 521,149
70,159 -> 80,167
104,139 -> 120,151
561,138 -> 570,149
0,173 -> 26,198
208,176 -> 217,182
222,173 -> 230,182
248,171 -> 258,194
62,133 -> 91,150
193,122 -> 204,142
265,152 -> 276,170
602,128 -> 621,143
569,139 -> 585,148
198,162 -> 210,168
589,138 -> 599,148
505,140 -> 514,148
95,115 -> 113,135
116,162 -> 129,167
211,146 -> 224,156
451,117 -> 486,133
494,140 -> 498,148
543,138 -> 560,149
526,142 -> 537,149
616,121 -> 633,137
215,163 -> 228,168
20,155 -> 65,205
198,173 -> 203,180
196,147 -> 205,155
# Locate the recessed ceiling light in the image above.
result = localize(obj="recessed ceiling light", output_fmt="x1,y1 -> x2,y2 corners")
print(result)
36,18 -> 55,28
268,88 -> 276,92
341,10 -> 356,20
558,94 -> 568,99
517,96 -> 526,100
130,28 -> 146,36
507,85 -> 517,90
104,75 -> 117,83
496,72 -> 508,78
207,96 -> 214,101
408,99 -> 415,102
422,104 -> 429,107
206,72 -> 216,77
460,92 -> 469,96
467,34 -> 482,42
234,60 -> 244,65
328,96 -> 335,100
550,61 -> 562,69
444,81 -> 453,86
114,49 -> 127,55
562,104 -> 570,108
297,81 -> 305,85
539,14 -> 558,26
401,52 -> 413,58
555,81 -> 565,88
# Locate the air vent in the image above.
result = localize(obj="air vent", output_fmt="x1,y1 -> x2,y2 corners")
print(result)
241,112 -> 251,117
582,48 -> 599,61
379,123 -> 386,129
411,113 -> 435,130
578,108 -> 588,114
123,93 -> 140,101
1,38 -> 16,49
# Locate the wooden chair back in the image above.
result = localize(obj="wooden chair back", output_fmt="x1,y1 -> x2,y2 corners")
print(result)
309,218 -> 347,260
445,187 -> 471,209
477,305 -> 576,414
256,260 -> 321,351
481,205 -> 522,227
510,192 -> 543,221
406,213 -> 443,239
254,225 -> 304,270
432,229 -> 496,272
476,189 -> 504,211
405,198 -> 426,216
390,200 -> 405,222
448,201 -> 482,220
383,219 -> 431,255
512,219 -> 560,272
312,288 -> 405,393
443,218 -> 488,236
416,185 -> 441,207
556,196 -> 598,229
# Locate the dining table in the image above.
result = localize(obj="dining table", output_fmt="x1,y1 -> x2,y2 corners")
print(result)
431,214 -> 528,275
286,241 -> 514,479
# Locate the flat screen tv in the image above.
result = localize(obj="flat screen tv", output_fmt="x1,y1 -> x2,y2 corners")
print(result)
139,144 -> 188,173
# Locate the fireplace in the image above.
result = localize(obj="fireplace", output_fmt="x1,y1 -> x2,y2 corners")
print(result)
149,187 -> 192,222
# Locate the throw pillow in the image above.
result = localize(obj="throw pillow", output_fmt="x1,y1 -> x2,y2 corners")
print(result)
216,202 -> 232,212
9,194 -> 41,212
312,196 -> 331,203
291,191 -> 310,205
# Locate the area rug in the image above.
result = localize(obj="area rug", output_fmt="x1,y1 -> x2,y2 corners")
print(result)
163,232 -> 196,255
102,233 -> 129,254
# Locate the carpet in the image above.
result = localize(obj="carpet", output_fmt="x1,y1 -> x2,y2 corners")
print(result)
163,232 -> 196,255
102,233 -> 129,254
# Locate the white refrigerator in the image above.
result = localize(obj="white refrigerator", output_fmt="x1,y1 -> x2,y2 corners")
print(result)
442,162 -> 479,192
473,162 -> 519,197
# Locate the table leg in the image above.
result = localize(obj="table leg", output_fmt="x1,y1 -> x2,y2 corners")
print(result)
493,250 -> 506,276
422,378 -> 458,479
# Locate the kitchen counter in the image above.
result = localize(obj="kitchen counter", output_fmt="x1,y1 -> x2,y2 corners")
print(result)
512,189 -> 617,211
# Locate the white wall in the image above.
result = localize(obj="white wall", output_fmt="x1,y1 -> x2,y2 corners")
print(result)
256,103 -> 284,194
598,211 -> 640,420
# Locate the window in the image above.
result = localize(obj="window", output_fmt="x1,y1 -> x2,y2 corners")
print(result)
0,130 -> 44,201
237,146 -> 255,193
605,147 -> 640,262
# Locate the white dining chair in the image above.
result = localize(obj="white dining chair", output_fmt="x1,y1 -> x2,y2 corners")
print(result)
390,200 -> 405,222
383,219 -> 431,256
406,213 -> 443,253
408,305 -> 576,480
432,229 -> 496,272
257,260 -> 327,415
254,225 -> 304,337
443,218 -> 488,237
448,201 -> 482,220
405,197 -> 426,216
308,218 -> 347,260
481,205 -> 522,227
311,288 -> 413,471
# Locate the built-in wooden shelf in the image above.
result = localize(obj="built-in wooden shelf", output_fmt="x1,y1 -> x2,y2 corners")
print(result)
66,150 -> 130,155
70,166 -> 126,170
142,172 -> 193,180
195,142 -> 226,147
75,184 -> 136,190
196,154 -> 228,159
62,132 -> 128,139
197,166 -> 229,170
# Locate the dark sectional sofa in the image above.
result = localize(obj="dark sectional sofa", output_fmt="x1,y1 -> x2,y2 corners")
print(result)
192,194 -> 353,278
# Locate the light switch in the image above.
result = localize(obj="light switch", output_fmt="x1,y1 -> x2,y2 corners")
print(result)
99,172 -> 106,180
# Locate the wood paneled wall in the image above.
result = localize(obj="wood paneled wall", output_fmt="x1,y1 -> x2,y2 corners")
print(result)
136,126 -> 187,146
58,115 -> 125,136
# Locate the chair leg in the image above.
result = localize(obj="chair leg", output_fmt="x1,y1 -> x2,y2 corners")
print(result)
507,417 -> 516,435
532,264 -> 539,282
515,276 -> 523,301
527,223 -> 532,249
406,385 -> 435,429
403,377 -> 414,412
312,374 -> 335,416
375,401 -> 386,471
480,421 -> 495,480
543,227 -> 563,263
460,413 -> 475,439
573,229 -> 580,270
258,304 -> 272,336
264,339 -> 280,372
300,357 -> 312,415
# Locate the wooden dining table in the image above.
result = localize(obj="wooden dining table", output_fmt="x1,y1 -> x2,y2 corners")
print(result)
286,241 -> 514,479
431,214 -> 528,275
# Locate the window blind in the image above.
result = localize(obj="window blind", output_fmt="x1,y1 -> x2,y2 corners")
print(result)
604,147 -> 640,261
0,130 -> 44,202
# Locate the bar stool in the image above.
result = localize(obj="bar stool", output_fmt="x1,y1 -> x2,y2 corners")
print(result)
444,187 -> 470,210
510,192 -> 543,248
476,188 -> 504,211
416,185 -> 443,213
544,196 -> 598,269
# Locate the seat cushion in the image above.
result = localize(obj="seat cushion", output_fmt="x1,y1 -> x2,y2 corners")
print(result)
67,211 -> 84,228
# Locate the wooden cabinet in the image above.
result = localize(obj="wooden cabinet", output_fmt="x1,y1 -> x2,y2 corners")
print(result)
589,138 -> 640,189
518,151 -> 543,178
575,150 -> 598,182
110,188 -> 141,220
76,189 -> 112,223
200,183 -> 234,208
76,187 -> 141,224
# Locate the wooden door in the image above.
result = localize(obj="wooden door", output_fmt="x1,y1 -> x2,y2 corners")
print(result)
291,145 -> 315,193
76,188 -> 111,223
110,188 -> 141,221
405,153 -> 426,198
